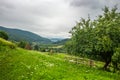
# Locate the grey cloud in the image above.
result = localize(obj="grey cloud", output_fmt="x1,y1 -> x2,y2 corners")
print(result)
70,0 -> 120,10
0,0 -> 14,9
0,0 -> 120,38
70,0 -> 103,9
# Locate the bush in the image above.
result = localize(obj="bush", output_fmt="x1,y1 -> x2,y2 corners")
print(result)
112,48 -> 120,72
25,43 -> 32,50
0,38 -> 16,49
18,41 -> 26,48
0,31 -> 8,40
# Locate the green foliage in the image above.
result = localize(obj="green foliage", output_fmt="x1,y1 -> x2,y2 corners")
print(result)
112,48 -> 120,72
34,45 -> 39,50
0,38 -> 16,49
0,31 -> 8,40
65,6 -> 120,70
65,17 -> 94,56
65,40 -> 75,55
18,41 -> 27,48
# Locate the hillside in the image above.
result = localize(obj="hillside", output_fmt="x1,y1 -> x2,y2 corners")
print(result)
50,38 -> 65,42
0,26 -> 52,44
53,39 -> 69,45
0,38 -> 119,80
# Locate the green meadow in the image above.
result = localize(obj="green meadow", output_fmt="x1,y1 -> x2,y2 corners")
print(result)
0,38 -> 119,80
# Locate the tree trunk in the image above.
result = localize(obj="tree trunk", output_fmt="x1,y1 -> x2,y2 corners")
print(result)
103,61 -> 110,70
102,51 -> 113,70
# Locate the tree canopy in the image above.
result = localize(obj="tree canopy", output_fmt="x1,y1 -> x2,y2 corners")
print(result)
65,6 -> 120,70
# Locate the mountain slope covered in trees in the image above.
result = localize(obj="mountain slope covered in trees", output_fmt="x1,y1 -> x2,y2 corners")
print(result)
0,26 -> 52,44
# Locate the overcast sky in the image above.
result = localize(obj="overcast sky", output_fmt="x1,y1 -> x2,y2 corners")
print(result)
0,0 -> 120,38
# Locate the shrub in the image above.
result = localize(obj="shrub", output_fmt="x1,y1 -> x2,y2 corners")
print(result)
18,41 -> 27,48
25,43 -> 32,50
0,31 -> 8,40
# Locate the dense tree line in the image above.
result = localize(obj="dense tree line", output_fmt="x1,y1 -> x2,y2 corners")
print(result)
65,6 -> 120,71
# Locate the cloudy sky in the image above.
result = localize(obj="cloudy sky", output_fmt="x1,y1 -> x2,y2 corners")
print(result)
0,0 -> 120,38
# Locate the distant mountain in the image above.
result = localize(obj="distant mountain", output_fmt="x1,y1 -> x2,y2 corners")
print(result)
53,39 -> 69,45
0,26 -> 52,44
50,38 -> 64,42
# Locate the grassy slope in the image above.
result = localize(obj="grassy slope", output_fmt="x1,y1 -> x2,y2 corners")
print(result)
0,39 -> 119,80
0,48 -> 119,80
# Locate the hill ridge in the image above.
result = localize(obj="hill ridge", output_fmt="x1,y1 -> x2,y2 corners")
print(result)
0,26 -> 52,44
